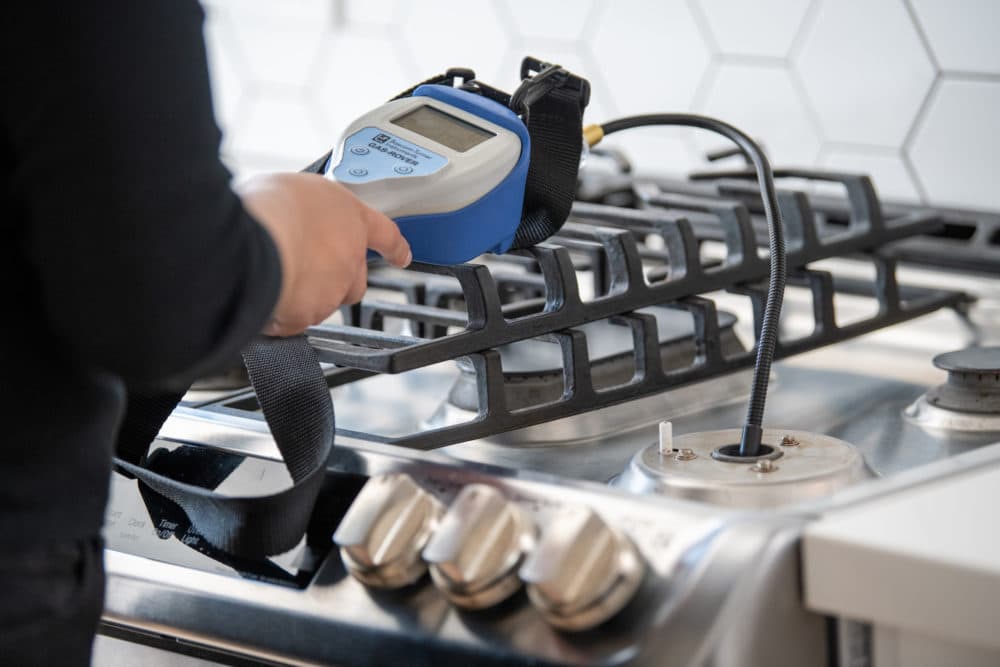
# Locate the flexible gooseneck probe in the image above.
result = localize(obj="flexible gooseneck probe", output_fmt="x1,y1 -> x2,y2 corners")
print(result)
585,115 -> 786,457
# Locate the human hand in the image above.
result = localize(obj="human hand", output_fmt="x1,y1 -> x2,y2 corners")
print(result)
237,172 -> 411,337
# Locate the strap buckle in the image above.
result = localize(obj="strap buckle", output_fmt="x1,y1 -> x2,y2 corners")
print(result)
511,56 -> 591,115
443,67 -> 476,85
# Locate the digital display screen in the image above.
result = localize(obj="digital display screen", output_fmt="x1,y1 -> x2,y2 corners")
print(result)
391,105 -> 495,152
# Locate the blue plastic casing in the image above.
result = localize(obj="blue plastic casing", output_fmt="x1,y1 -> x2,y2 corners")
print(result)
387,85 -> 530,265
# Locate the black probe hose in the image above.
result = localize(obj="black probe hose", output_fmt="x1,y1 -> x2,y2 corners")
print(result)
598,114 -> 786,457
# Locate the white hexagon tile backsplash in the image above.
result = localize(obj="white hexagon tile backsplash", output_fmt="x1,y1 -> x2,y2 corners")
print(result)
201,0 -> 1000,210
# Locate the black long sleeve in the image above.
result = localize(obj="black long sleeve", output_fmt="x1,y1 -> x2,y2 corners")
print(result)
0,1 -> 282,545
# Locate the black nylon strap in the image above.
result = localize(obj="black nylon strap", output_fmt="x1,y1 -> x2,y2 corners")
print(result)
114,390 -> 185,477
510,80 -> 588,249
114,336 -> 333,558
113,153 -> 336,559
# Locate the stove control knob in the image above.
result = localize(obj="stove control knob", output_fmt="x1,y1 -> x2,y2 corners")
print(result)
422,484 -> 535,609
519,506 -> 645,631
333,473 -> 442,589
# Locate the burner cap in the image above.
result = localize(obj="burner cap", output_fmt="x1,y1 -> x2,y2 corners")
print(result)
933,346 -> 1000,374
926,346 -> 1000,414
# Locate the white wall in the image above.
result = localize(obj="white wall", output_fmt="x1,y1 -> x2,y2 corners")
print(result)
201,0 -> 1000,210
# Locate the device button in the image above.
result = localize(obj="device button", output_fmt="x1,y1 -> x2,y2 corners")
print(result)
348,167 -> 369,177
350,146 -> 370,156
393,165 -> 414,175
332,473 -> 443,589
422,484 -> 534,610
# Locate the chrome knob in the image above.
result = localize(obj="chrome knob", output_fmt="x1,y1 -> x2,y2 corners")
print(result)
519,506 -> 645,631
422,484 -> 535,609
333,473 -> 442,589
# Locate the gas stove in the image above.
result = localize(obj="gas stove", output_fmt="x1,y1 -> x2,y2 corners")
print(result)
98,157 -> 1000,666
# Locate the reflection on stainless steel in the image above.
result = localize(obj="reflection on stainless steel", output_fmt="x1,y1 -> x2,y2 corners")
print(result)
616,428 -> 870,508
427,368 -> 753,446
422,484 -> 534,610
904,395 -> 1000,433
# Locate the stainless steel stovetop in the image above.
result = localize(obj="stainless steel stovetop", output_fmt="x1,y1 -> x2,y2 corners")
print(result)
97,164 -> 1000,666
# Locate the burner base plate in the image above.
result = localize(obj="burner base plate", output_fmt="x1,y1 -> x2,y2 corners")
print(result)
616,428 -> 870,508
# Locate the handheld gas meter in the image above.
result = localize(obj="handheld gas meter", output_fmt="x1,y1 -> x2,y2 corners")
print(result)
325,84 -> 531,265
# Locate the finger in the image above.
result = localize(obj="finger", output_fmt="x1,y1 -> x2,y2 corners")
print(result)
362,205 -> 411,268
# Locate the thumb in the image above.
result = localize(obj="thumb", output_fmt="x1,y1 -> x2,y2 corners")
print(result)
363,205 -> 412,268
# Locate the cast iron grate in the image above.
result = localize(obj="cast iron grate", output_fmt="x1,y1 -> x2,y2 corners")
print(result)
587,166 -> 1000,275
199,170 -> 970,449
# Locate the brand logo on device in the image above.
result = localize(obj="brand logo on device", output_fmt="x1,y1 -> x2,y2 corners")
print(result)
373,134 -> 391,143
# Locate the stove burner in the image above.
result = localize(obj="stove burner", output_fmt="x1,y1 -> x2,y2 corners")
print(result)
425,307 -> 752,445
905,346 -> 1000,433
615,428 -> 870,508
927,346 -> 1000,413
445,309 -> 744,413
